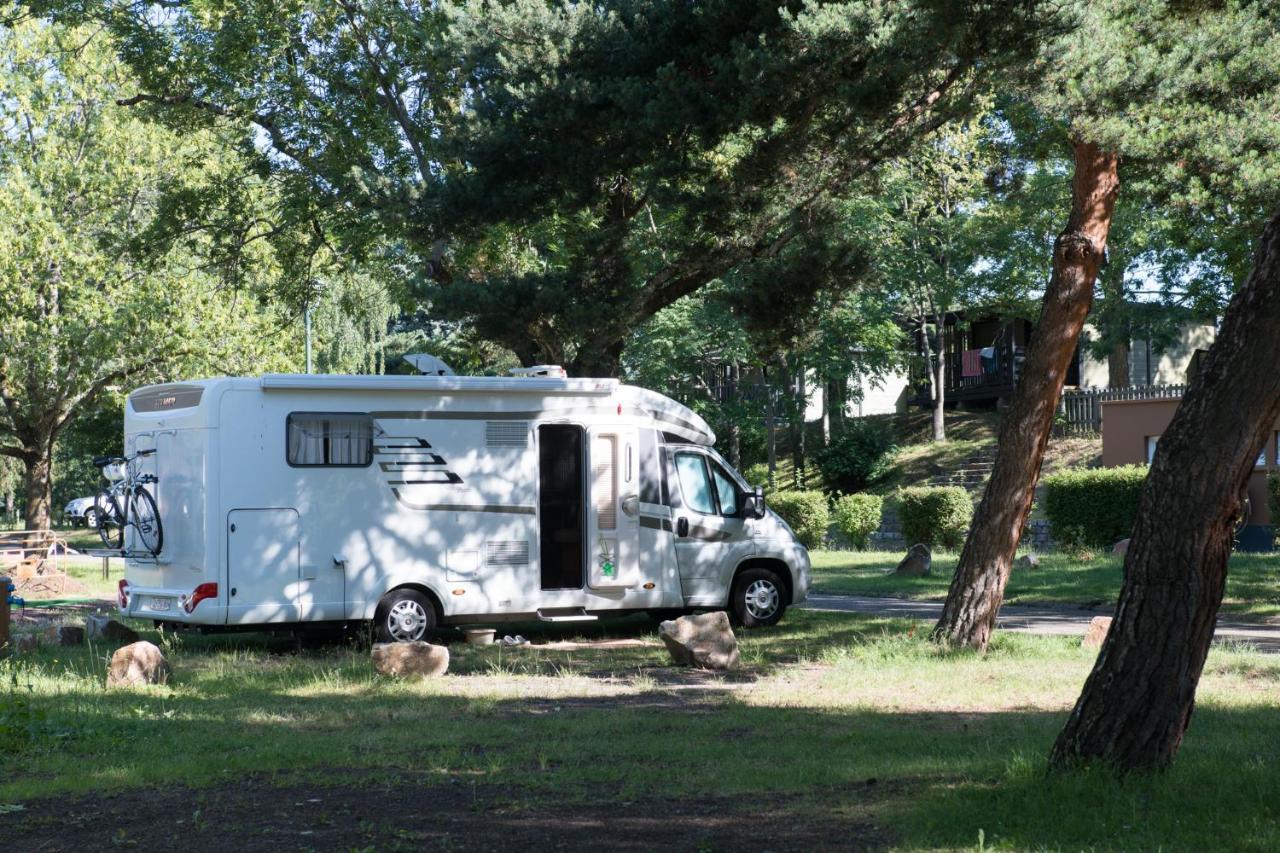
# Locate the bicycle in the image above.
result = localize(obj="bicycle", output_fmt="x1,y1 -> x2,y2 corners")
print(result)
93,449 -> 163,556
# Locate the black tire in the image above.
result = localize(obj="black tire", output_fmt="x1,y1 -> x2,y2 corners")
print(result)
129,487 -> 163,555
83,509 -> 97,529
96,492 -> 123,549
374,588 -> 437,643
730,567 -> 788,628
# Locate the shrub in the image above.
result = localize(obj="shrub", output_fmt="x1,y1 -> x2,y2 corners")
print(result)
832,493 -> 884,550
814,418 -> 897,494
898,486 -> 972,550
743,463 -> 771,489
1041,465 -> 1147,549
768,490 -> 830,550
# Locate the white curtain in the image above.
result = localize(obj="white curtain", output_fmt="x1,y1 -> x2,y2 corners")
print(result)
288,414 -> 371,465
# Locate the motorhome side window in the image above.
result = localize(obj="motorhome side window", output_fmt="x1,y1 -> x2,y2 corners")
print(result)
710,463 -> 738,516
287,413 -> 374,467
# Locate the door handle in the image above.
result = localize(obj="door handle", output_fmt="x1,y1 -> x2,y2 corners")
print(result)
676,517 -> 689,537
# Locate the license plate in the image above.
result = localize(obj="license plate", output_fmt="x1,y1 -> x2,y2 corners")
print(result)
148,596 -> 171,612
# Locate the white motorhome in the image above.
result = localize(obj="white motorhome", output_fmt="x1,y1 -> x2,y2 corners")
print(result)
115,372 -> 810,639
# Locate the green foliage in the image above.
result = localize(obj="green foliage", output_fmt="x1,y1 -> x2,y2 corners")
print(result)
815,420 -> 897,494
1041,465 -> 1148,549
767,491 -> 830,550
898,486 -> 973,550
743,464 -> 771,490
1268,471 -> 1280,546
0,20 -> 292,526
832,494 -> 884,550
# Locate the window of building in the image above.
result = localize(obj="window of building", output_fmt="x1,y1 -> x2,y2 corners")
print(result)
287,413 -> 374,467
1145,435 -> 1160,465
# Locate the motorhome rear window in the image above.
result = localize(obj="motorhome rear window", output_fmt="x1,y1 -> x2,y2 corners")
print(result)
287,413 -> 374,467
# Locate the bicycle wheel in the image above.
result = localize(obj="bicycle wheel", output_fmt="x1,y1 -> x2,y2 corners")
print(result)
96,492 -> 124,549
130,487 -> 163,556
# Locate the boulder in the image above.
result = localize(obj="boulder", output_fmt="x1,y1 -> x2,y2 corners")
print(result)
658,611 -> 740,671
106,641 -> 171,688
371,641 -> 450,678
13,634 -> 39,654
86,614 -> 140,645
1112,538 -> 1130,557
894,544 -> 932,577
1082,616 -> 1113,649
1014,554 -> 1041,571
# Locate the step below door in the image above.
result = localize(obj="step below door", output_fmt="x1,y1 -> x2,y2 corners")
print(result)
227,508 -> 300,624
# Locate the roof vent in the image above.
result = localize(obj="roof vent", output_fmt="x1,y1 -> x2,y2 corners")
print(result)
509,365 -> 567,378
404,354 -> 455,376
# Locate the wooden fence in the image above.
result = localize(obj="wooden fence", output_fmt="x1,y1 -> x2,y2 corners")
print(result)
1057,384 -> 1188,435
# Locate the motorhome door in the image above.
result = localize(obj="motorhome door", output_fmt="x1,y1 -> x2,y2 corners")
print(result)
586,426 -> 640,588
226,508 -> 301,624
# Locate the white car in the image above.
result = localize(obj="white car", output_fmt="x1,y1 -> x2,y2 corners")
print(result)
64,496 -> 101,528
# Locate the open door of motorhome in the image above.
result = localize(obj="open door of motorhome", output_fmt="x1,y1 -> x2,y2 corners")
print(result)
586,426 -> 640,589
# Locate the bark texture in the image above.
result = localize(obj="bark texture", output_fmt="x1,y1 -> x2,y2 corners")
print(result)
1050,210 -> 1280,772
932,141 -> 1119,650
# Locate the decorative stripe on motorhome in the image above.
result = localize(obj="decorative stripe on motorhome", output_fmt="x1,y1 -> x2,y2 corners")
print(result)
390,489 -> 536,514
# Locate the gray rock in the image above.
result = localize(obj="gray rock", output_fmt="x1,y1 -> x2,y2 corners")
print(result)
659,611 -> 740,671
894,544 -> 932,577
1082,616 -> 1113,649
13,634 -> 39,654
106,641 -> 171,688
1112,538 -> 1130,557
371,641 -> 450,678
86,614 -> 139,645
1015,554 -> 1041,571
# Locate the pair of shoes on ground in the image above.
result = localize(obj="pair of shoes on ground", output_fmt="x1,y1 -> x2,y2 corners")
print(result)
500,634 -> 529,646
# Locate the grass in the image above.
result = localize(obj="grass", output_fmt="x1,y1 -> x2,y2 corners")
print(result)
4,609 -> 1280,849
812,549 -> 1280,620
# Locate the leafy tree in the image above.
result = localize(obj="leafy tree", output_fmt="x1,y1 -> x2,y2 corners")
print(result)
0,20 -> 289,530
44,0 -> 1060,374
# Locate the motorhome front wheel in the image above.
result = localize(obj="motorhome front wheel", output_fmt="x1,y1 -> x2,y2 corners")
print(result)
375,589 -> 438,642
731,568 -> 787,628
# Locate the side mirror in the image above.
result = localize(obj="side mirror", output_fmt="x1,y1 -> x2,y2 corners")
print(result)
741,486 -> 767,520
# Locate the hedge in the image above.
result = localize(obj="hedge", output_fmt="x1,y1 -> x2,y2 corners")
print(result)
768,490 -> 830,550
898,486 -> 972,550
832,493 -> 884,550
814,419 -> 897,493
1041,465 -> 1148,548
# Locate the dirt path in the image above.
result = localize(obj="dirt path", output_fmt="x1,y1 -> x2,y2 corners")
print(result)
804,594 -> 1280,652
4,776 -> 889,852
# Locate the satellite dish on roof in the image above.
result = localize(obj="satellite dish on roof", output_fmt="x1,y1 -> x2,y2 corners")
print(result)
403,353 -> 455,376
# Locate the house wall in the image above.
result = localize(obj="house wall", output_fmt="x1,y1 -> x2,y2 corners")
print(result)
806,369 -> 911,420
1102,398 -> 1276,526
1077,322 -> 1216,389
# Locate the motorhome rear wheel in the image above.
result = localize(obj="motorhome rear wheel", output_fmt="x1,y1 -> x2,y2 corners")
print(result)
375,588 -> 438,642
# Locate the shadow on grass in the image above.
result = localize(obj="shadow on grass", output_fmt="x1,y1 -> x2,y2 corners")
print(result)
5,610 -> 1280,850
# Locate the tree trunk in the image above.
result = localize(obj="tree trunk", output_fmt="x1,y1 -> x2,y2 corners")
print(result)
827,377 -> 847,436
792,363 -> 807,488
1050,210 -> 1280,772
766,374 -> 778,490
1107,339 -> 1131,388
932,141 -> 1119,650
1098,260 -> 1131,388
728,362 -> 742,469
22,445 -> 54,532
932,317 -> 947,442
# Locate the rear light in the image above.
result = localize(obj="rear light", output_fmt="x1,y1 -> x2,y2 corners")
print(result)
117,579 -> 130,610
182,582 -> 218,614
